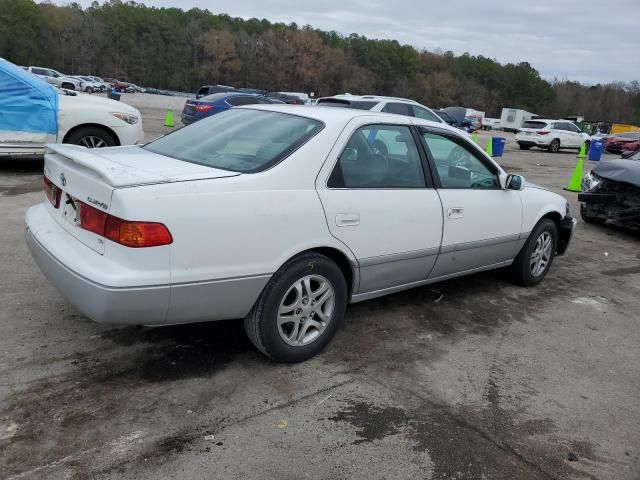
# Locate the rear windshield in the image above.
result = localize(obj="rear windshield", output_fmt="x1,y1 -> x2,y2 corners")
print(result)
522,121 -> 549,129
144,109 -> 323,173
317,99 -> 378,110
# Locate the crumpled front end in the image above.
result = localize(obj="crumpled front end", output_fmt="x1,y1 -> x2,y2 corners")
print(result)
579,171 -> 640,227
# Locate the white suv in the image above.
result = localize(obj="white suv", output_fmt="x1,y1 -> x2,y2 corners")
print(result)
317,94 -> 444,123
27,66 -> 83,91
516,119 -> 590,153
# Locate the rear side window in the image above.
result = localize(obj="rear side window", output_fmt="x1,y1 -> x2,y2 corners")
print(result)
317,99 -> 378,110
31,68 -> 47,75
144,109 -> 323,173
197,87 -> 210,96
523,121 -> 549,129
412,105 -> 441,122
328,124 -> 426,189
382,103 -> 412,116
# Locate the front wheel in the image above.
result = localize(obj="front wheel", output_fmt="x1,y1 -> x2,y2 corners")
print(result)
65,127 -> 116,149
511,218 -> 558,287
244,253 -> 347,362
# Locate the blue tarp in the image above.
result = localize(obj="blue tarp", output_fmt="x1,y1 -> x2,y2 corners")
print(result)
0,58 -> 58,135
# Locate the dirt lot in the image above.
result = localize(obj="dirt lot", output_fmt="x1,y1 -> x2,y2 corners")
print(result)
1,95 -> 639,479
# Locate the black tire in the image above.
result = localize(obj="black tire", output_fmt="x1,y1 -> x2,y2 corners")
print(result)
244,253 -> 347,362
61,83 -> 75,91
511,218 -> 558,287
580,204 -> 606,225
519,144 -> 532,150
84,86 -> 93,93
65,127 -> 116,149
548,138 -> 560,153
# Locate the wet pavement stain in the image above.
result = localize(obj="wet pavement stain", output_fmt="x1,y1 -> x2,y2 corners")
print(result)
0,320 -> 256,478
0,178 -> 42,196
328,397 -> 600,480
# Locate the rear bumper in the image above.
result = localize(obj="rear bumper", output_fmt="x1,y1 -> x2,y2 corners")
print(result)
25,203 -> 269,326
516,138 -> 550,147
26,227 -> 170,324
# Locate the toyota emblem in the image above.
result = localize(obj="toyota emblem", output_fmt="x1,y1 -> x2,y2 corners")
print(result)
60,173 -> 66,187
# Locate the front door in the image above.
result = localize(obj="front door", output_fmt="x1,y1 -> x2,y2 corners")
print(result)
418,128 -> 523,278
317,121 -> 444,297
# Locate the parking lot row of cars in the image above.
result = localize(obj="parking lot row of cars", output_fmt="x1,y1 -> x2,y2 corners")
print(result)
21,65 -> 146,94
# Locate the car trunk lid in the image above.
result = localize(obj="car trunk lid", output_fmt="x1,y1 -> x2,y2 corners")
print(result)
43,144 -> 239,254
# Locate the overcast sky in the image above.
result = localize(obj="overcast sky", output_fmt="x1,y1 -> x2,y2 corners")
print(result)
63,0 -> 638,85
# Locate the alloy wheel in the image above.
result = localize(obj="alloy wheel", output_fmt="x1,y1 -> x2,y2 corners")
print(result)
277,274 -> 335,347
530,231 -> 553,277
80,136 -> 107,148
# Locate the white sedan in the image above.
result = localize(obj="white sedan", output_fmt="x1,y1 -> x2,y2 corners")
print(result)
26,105 -> 576,362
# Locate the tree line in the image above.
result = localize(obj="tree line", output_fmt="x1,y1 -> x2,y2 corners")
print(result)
1,0 -> 639,123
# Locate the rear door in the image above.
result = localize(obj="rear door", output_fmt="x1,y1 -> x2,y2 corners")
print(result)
418,128 -> 523,278
316,118 -> 443,297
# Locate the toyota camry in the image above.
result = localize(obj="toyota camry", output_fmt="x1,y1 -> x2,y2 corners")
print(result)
26,105 -> 576,362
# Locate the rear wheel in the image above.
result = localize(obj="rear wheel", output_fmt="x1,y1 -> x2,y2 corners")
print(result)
61,83 -> 75,91
519,144 -> 532,150
548,138 -> 561,153
244,253 -> 347,362
511,218 -> 558,287
580,205 -> 606,225
65,127 -> 116,149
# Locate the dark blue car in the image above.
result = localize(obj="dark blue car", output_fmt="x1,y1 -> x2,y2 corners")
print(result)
181,92 -> 283,125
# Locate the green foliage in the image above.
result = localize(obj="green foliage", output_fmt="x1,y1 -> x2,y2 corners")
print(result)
0,0 -> 636,122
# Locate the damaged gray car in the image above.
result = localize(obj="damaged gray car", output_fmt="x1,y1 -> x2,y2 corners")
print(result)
579,151 -> 640,228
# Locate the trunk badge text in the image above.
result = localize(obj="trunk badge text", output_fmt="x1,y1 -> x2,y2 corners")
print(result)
60,173 -> 66,186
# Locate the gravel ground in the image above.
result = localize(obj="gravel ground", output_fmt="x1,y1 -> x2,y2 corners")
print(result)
0,98 -> 639,479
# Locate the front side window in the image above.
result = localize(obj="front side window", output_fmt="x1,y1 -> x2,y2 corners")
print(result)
144,109 -> 322,173
420,131 -> 500,189
412,105 -> 441,122
567,123 -> 581,133
328,124 -> 426,188
382,102 -> 412,116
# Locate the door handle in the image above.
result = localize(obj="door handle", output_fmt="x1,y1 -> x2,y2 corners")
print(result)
447,207 -> 464,219
335,213 -> 360,227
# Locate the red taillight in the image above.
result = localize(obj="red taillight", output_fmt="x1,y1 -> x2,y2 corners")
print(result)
194,104 -> 214,112
43,175 -> 61,208
537,131 -> 550,136
77,202 -> 172,248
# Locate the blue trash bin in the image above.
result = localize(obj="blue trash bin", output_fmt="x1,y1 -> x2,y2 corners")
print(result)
492,136 -> 506,157
589,141 -> 604,161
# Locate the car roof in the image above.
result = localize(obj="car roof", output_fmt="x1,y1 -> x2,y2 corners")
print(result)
319,94 -> 420,105
237,104 -> 460,133
199,92 -> 262,102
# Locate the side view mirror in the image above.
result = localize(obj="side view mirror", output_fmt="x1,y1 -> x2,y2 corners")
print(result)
506,174 -> 526,191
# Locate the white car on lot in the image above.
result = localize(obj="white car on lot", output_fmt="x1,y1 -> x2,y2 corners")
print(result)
26,105 -> 576,362
27,66 -> 84,91
318,94 -> 444,124
515,119 -> 590,153
1,59 -> 144,156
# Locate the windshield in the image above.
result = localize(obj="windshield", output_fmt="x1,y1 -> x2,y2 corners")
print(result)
144,109 -> 323,173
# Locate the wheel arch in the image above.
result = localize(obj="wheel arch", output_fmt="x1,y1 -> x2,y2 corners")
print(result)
277,246 -> 358,300
62,123 -> 120,146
